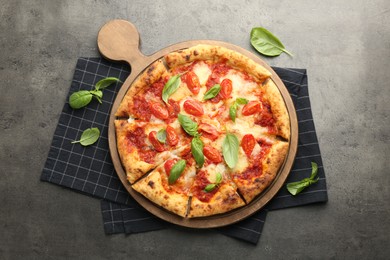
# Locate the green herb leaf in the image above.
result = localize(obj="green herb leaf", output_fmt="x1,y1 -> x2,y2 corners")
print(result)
191,136 -> 204,168
215,172 -> 222,184
286,162 -> 319,195
250,27 -> 293,57
229,98 -> 248,122
168,159 -> 186,184
162,75 -> 181,104
178,114 -> 198,136
95,77 -> 121,90
204,183 -> 217,192
203,84 -> 221,100
69,90 -> 93,109
71,127 -> 100,146
222,133 -> 239,168
157,129 -> 167,143
90,89 -> 103,99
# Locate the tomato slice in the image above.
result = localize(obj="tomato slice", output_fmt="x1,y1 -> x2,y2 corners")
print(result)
149,102 -> 169,119
241,134 -> 256,157
241,101 -> 262,116
198,123 -> 220,141
164,158 -> 177,176
166,125 -> 179,146
183,99 -> 204,116
220,78 -> 232,99
203,145 -> 222,163
148,131 -> 165,152
182,71 -> 200,94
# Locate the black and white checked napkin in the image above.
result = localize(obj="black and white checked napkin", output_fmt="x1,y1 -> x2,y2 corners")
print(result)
41,57 -> 327,245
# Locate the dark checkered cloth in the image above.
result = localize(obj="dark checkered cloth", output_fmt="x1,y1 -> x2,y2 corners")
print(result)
41,57 -> 327,244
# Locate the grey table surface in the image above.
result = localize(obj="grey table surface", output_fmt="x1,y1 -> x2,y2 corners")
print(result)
1,0 -> 389,259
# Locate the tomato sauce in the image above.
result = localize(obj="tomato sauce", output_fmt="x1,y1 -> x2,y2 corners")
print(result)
239,139 -> 272,180
125,126 -> 156,164
132,95 -> 151,121
191,170 -> 217,203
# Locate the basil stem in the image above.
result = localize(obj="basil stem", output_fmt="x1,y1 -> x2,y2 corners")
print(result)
162,75 -> 181,104
222,133 -> 239,168
168,159 -> 186,184
178,114 -> 198,136
71,127 -> 100,146
203,84 -> 221,100
286,162 -> 319,195
250,27 -> 293,57
191,136 -> 204,168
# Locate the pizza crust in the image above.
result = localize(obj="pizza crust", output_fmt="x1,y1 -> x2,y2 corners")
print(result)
164,44 -> 272,83
115,59 -> 168,118
188,183 -> 245,218
262,79 -> 291,140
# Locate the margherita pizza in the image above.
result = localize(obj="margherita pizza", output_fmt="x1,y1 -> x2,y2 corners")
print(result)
114,44 -> 290,218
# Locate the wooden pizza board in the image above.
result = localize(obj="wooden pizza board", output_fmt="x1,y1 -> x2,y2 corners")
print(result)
97,19 -> 298,228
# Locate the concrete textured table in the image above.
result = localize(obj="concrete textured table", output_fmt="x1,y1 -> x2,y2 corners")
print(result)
1,0 -> 389,259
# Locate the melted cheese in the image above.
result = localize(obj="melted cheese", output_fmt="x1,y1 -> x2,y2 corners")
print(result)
192,61 -> 212,86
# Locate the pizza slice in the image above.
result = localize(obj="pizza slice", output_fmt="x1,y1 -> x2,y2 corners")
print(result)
188,162 -> 245,218
132,156 -> 196,217
114,119 -> 191,184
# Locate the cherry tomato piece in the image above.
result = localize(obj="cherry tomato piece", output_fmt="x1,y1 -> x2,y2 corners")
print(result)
148,131 -> 165,152
241,134 -> 256,157
182,71 -> 201,94
198,123 -> 220,141
220,78 -> 232,99
164,159 -> 177,175
241,101 -> 262,116
149,102 -> 169,120
203,145 -> 223,163
183,99 -> 204,116
166,125 -> 179,146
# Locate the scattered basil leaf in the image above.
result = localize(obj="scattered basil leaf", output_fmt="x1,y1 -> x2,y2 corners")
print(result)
69,90 -> 93,109
222,133 -> 239,168
71,127 -> 100,146
95,77 -> 121,90
250,27 -> 293,57
229,98 -> 248,122
204,173 -> 223,192
286,162 -> 319,195
203,84 -> 221,100
157,129 -> 167,143
90,89 -> 103,99
168,159 -> 186,184
178,114 -> 198,136
191,136 -> 204,168
162,75 -> 181,104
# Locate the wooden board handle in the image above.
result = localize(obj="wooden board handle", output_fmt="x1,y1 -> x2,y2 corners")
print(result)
97,19 -> 147,67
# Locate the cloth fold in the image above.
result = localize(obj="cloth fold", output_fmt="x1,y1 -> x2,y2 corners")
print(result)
41,57 -> 327,245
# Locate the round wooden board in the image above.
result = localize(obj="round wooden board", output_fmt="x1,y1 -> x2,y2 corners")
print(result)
98,19 -> 298,228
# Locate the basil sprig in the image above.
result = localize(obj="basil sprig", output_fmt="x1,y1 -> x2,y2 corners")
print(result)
250,27 -> 293,57
229,98 -> 248,122
178,114 -> 198,136
162,75 -> 181,104
286,162 -> 319,195
191,136 -> 204,168
69,77 -> 121,109
204,172 -> 222,192
71,127 -> 100,146
222,133 -> 239,168
156,129 -> 167,143
168,159 -> 186,184
203,84 -> 221,100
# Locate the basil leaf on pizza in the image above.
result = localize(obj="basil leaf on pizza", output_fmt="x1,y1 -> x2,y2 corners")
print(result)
168,159 -> 186,184
191,136 -> 204,168
229,98 -> 248,122
178,114 -> 198,136
204,172 -> 222,192
222,133 -> 239,168
162,75 -> 181,104
286,162 -> 319,195
156,128 -> 167,143
71,127 -> 100,146
203,84 -> 221,100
